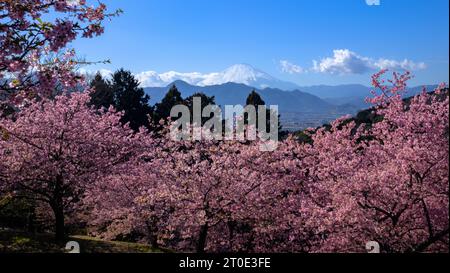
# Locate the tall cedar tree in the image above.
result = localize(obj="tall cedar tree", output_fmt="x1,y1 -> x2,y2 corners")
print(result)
154,84 -> 184,123
89,72 -> 114,109
245,90 -> 282,133
89,69 -> 153,131
184,93 -> 216,125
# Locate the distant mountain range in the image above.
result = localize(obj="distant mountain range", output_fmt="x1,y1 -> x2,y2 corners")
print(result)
139,64 -> 437,108
305,84 -> 438,109
144,80 -> 436,112
144,81 -> 366,130
144,80 -> 333,113
89,63 -> 438,130
86,63 -> 437,113
144,79 -> 439,131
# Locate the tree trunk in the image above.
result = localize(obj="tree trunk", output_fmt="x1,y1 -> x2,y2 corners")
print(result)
227,220 -> 236,251
148,234 -> 159,249
411,228 -> 449,252
53,204 -> 65,241
52,175 -> 66,242
196,223 -> 208,253
146,218 -> 159,249
27,206 -> 36,234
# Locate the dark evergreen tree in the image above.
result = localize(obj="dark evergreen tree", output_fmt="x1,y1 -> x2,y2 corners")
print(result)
89,72 -> 114,109
244,90 -> 282,134
183,92 -> 216,125
89,70 -> 153,131
111,69 -> 153,131
246,90 -> 266,107
154,84 -> 184,123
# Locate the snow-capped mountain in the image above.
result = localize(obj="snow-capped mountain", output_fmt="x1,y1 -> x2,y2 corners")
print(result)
135,64 -> 300,90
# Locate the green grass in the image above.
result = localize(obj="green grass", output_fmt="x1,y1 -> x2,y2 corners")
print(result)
0,229 -> 163,253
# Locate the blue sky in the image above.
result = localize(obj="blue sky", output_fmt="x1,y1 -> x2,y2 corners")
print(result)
73,0 -> 449,86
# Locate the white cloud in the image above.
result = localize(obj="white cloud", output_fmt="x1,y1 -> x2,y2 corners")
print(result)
134,71 -> 165,87
374,58 -> 427,71
66,0 -> 81,6
312,49 -> 426,74
97,69 -> 113,78
312,49 -> 372,74
135,70 -> 220,87
79,64 -> 302,90
78,68 -> 113,79
279,60 -> 305,74
134,64 -> 283,88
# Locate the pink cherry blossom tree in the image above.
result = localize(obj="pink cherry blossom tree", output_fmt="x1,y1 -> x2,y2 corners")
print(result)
0,0 -> 120,106
84,71 -> 448,253
0,92 -> 147,240
85,133 -> 328,253
309,71 -> 449,252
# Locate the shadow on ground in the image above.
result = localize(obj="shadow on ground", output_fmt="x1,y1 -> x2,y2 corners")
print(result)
0,229 -> 164,253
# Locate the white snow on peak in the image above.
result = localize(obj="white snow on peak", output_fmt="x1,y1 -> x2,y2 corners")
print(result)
220,64 -> 275,83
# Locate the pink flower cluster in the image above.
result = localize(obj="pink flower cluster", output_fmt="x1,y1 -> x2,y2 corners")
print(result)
44,20 -> 77,52
0,0 -> 119,102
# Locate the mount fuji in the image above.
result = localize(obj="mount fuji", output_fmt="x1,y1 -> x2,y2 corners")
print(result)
135,64 -> 300,91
